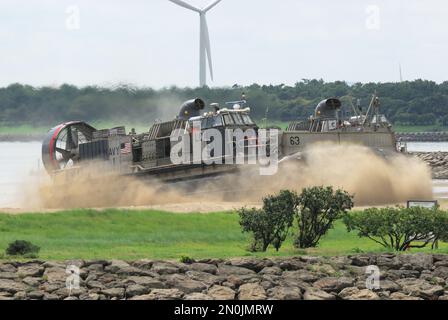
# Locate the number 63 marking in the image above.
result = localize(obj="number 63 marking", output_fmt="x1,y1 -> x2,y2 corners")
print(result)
290,136 -> 300,145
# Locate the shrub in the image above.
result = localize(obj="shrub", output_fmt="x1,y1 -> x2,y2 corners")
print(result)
6,240 -> 40,257
179,255 -> 195,264
294,186 -> 354,249
239,190 -> 297,252
343,207 -> 448,251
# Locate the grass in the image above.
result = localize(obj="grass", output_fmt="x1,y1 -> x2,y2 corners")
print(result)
0,209 -> 447,261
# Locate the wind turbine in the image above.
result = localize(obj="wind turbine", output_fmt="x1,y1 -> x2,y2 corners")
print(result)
168,0 -> 223,87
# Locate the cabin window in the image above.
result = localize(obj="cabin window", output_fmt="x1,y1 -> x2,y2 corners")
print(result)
201,118 -> 209,129
212,115 -> 223,127
241,114 -> 254,125
231,113 -> 244,125
223,114 -> 234,125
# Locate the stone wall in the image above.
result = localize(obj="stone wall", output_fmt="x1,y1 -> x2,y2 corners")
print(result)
1,254 -> 448,300
411,152 -> 448,179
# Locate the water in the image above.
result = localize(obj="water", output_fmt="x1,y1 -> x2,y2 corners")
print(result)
406,142 -> 448,152
1,141 -> 448,208
0,142 -> 42,207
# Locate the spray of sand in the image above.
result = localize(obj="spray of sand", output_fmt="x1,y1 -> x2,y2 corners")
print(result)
20,143 -> 433,210
274,143 -> 433,205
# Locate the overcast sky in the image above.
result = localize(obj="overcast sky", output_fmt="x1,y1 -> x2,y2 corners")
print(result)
0,0 -> 447,88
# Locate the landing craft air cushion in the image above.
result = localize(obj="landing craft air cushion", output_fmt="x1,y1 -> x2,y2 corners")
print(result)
41,95 -> 397,182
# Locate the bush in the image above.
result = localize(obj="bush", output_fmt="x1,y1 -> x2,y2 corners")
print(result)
343,207 -> 448,251
239,190 -> 297,252
5,240 -> 40,257
179,255 -> 195,264
294,186 -> 354,249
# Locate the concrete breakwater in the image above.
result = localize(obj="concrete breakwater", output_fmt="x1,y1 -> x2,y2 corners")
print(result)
396,132 -> 448,142
1,254 -> 448,300
411,152 -> 448,179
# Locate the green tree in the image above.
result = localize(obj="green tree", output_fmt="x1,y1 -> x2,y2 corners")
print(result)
343,207 -> 448,251
238,190 -> 297,252
294,186 -> 354,249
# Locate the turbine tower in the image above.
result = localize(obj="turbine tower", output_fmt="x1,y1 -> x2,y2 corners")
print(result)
169,0 -> 223,87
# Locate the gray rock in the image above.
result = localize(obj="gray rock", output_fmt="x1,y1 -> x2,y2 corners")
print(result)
298,256 -> 322,264
398,254 -> 433,271
14,291 -> 27,300
22,277 -> 42,287
0,279 -> 27,294
27,291 -> 45,299
17,264 -> 44,278
350,255 -> 372,267
101,288 -> 125,299
267,286 -> 302,300
397,278 -> 444,299
86,280 -> 105,290
389,292 -> 423,300
376,256 -> 401,269
0,264 -> 16,273
188,263 -> 217,274
208,285 -> 235,300
434,261 -> 448,267
379,280 -> 401,292
238,283 -> 267,300
43,267 -> 67,283
259,267 -> 283,276
185,271 -> 222,285
43,293 -> 60,300
327,256 -> 352,268
313,277 -> 354,292
104,260 -> 131,273
131,289 -> 183,300
184,293 -> 213,300
125,276 -> 166,289
53,287 -> 86,299
165,274 -> 207,293
151,262 -> 183,275
86,264 -> 104,272
0,272 -> 18,280
84,260 -> 109,267
303,288 -> 335,300
130,259 -> 153,270
282,270 -> 319,283
339,287 -> 380,300
126,284 -> 150,297
433,266 -> 448,279
227,258 -> 273,272
387,269 -> 420,280
277,258 -> 305,271
218,265 -> 256,276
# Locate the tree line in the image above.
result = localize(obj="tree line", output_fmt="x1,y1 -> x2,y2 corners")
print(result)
0,79 -> 447,127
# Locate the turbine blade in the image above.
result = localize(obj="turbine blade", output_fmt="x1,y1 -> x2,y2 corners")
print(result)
203,0 -> 223,12
202,16 -> 214,81
168,0 -> 201,13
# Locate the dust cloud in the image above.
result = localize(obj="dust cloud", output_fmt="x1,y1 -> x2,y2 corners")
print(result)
262,143 -> 432,205
20,143 -> 433,210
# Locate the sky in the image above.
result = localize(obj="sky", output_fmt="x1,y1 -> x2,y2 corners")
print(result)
0,0 -> 447,88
